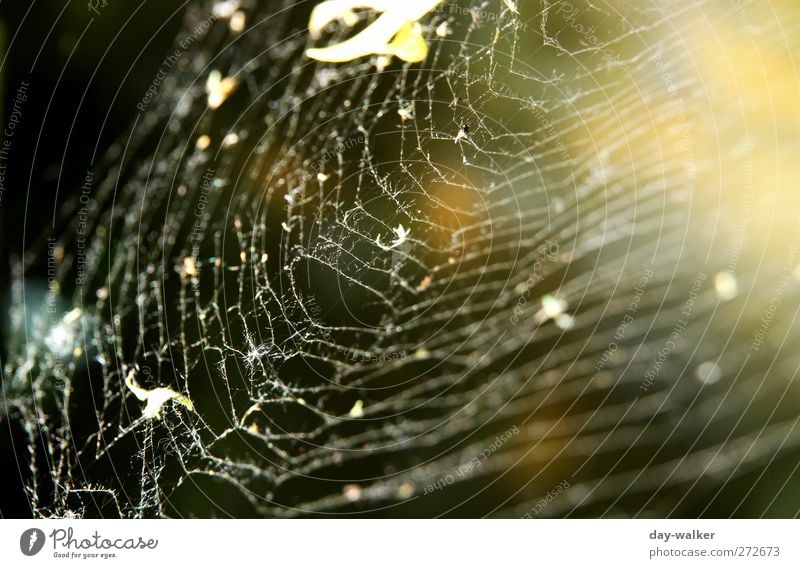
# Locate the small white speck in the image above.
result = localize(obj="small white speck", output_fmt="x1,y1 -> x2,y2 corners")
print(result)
348,400 -> 364,418
343,484 -> 362,502
397,106 -> 414,121
375,55 -> 392,72
63,308 -> 82,324
47,324 -> 73,356
391,224 -> 410,247
212,0 -> 240,19
222,132 -> 240,147
182,256 -> 198,277
714,271 -> 737,301
555,313 -> 575,330
695,362 -> 722,385
541,295 -> 567,319
206,70 -> 238,110
196,135 -> 211,150
396,482 -> 415,499
229,10 -> 246,33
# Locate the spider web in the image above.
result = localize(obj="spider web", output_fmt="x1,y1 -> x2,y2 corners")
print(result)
3,0 -> 800,518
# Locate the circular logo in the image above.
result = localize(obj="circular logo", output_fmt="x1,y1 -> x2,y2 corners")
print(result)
20,528 -> 46,556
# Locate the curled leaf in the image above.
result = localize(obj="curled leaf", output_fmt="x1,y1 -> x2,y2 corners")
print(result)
305,0 -> 443,63
125,370 -> 194,419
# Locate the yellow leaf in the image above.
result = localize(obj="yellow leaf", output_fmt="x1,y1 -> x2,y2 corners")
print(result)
305,0 -> 443,64
386,22 -> 428,63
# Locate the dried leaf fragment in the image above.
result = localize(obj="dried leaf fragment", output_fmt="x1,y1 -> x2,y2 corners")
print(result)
305,0 -> 444,63
206,70 -> 238,109
125,370 -> 194,419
